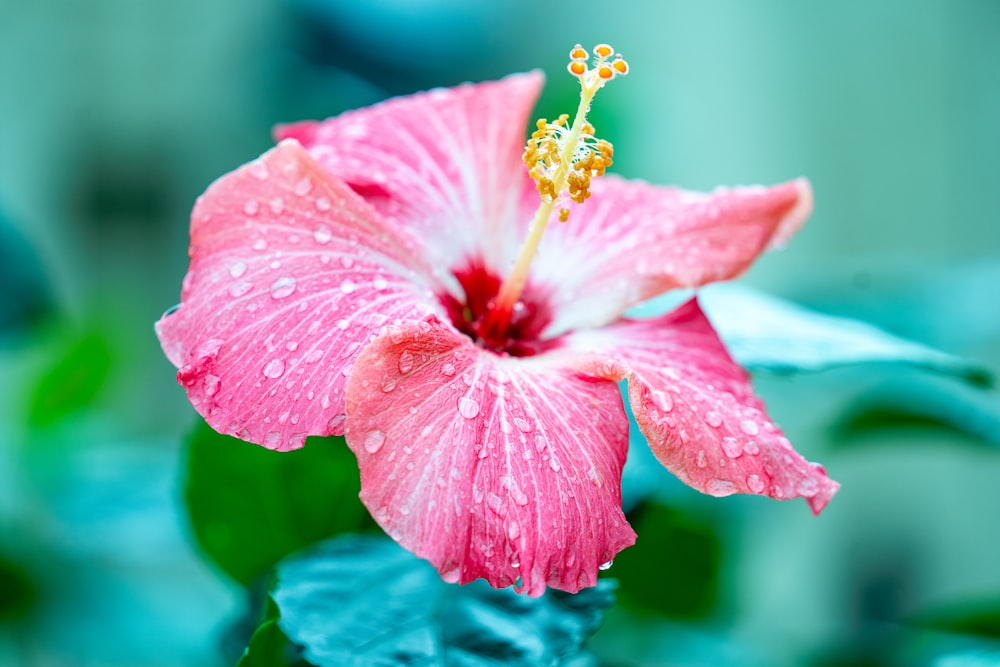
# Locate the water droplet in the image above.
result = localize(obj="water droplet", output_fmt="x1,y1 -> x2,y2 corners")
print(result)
340,256 -> 355,269
243,199 -> 260,216
315,196 -> 331,211
252,239 -> 267,251
721,437 -> 743,459
229,281 -> 252,297
363,429 -> 386,453
458,396 -> 480,419
263,359 -> 285,378
441,362 -> 456,377
696,450 -> 708,468
744,440 -> 760,456
658,392 -> 674,412
339,279 -> 356,294
294,177 -> 312,196
203,374 -> 220,396
313,225 -> 332,244
398,350 -> 414,374
270,276 -> 296,299
796,477 -> 820,496
263,431 -> 282,449
705,411 -> 723,428
229,261 -> 248,278
513,417 -> 532,433
548,456 -> 561,472
507,521 -> 521,541
707,478 -> 737,495
336,319 -> 350,330
380,379 -> 396,393
285,341 -> 299,352
599,560 -> 614,571
740,419 -> 760,436
372,276 -> 388,290
270,260 -> 281,270
269,197 -> 285,215
327,414 -> 345,433
747,474 -> 765,493
249,160 -> 269,179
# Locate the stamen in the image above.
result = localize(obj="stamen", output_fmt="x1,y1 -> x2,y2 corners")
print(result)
481,43 -> 628,344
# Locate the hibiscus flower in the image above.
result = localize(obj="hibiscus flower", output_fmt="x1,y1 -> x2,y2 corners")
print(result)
157,44 -> 838,596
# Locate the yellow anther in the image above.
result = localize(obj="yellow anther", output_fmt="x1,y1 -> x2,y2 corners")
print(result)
594,43 -> 614,59
613,57 -> 629,75
597,65 -> 614,80
567,61 -> 586,76
569,44 -> 588,61
558,208 -> 570,222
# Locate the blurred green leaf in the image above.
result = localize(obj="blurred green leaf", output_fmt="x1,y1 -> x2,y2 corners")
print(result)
0,552 -> 37,622
610,503 -> 721,619
837,375 -> 1000,446
910,597 -> 1000,639
184,422 -> 378,586
237,619 -> 297,667
630,285 -> 992,386
271,534 -> 614,666
27,330 -> 113,427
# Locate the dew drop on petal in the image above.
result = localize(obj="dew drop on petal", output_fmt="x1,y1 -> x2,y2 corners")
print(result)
599,560 -> 614,571
252,239 -> 267,251
269,197 -> 285,215
249,161 -> 269,180
270,276 -> 296,299
263,431 -> 282,450
315,196 -> 331,211
243,199 -> 259,216
229,281 -> 252,297
747,474 -> 766,493
744,440 -> 760,456
339,279 -> 356,294
458,396 -> 480,419
441,362 -> 456,377
363,429 -> 386,453
696,450 -> 708,468
721,437 -> 743,459
796,477 -> 820,496
294,177 -> 312,196
705,411 -> 723,428
327,414 -> 346,433
372,276 -> 388,290
313,225 -> 332,244
203,374 -> 220,396
513,417 -> 532,433
740,419 -> 760,436
707,478 -> 737,495
398,350 -> 414,374
229,261 -> 248,278
263,359 -> 285,378
340,256 -> 355,269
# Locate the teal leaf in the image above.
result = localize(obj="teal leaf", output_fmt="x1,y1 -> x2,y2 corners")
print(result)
838,374 -> 1000,446
0,207 -> 52,335
629,284 -> 991,386
272,534 -> 614,666
184,422 -> 378,586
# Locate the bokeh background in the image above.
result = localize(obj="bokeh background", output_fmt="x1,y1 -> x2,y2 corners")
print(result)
1,1 -> 998,665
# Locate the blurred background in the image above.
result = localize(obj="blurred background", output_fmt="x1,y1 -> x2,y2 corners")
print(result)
1,0 -> 998,665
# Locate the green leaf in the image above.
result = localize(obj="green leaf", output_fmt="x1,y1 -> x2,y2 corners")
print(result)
184,422 -> 378,586
837,375 -> 1000,446
909,596 -> 1000,639
272,534 -> 615,666
0,552 -> 37,622
610,503 -> 721,619
237,619 -> 297,667
630,284 -> 992,386
27,330 -> 113,427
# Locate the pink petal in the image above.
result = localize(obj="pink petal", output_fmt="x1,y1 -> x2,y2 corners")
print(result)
536,177 -> 813,335
344,316 -> 636,596
570,299 -> 838,515
276,72 -> 545,278
155,139 -> 437,450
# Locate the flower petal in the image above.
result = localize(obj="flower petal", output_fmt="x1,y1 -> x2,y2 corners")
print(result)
155,139 -> 437,450
344,316 -> 636,596
569,299 -> 838,515
276,72 -> 545,278
536,177 -> 813,335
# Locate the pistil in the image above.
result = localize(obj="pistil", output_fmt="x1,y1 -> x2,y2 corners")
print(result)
479,43 -> 628,345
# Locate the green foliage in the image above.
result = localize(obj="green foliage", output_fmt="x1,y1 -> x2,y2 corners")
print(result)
184,422 -> 378,586
269,534 -> 615,666
237,619 -> 297,667
0,553 -> 36,622
911,597 -> 1000,639
611,502 -> 721,619
27,330 -> 113,427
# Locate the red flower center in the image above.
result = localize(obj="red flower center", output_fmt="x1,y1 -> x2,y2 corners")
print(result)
438,261 -> 560,357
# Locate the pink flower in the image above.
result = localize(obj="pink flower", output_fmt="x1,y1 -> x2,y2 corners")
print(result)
157,61 -> 838,595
